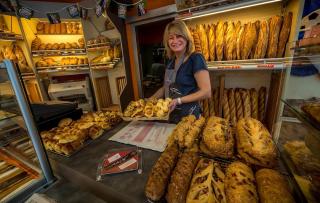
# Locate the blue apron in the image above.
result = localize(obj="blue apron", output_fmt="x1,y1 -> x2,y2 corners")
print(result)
164,55 -> 201,124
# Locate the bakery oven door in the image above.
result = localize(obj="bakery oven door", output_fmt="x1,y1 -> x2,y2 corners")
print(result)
135,18 -> 174,98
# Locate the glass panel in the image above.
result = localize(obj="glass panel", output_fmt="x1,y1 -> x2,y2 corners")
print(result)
0,66 -> 44,202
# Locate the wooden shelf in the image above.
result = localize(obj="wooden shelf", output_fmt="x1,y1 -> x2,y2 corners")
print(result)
0,32 -> 23,41
32,49 -> 86,57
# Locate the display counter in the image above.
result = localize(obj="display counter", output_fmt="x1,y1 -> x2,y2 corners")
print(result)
48,121 -> 160,203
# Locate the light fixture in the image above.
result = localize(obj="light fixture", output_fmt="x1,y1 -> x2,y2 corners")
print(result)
179,0 -> 282,21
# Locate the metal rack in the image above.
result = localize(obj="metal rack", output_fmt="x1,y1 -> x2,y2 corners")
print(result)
32,49 -> 87,57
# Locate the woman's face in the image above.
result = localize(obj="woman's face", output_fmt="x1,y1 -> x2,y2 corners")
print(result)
168,33 -> 187,53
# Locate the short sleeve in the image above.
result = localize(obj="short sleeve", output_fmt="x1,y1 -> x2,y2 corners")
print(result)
190,53 -> 208,75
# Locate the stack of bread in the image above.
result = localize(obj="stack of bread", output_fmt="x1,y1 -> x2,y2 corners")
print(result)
41,111 -> 121,155
31,37 -> 85,51
36,22 -> 83,34
167,115 -> 206,149
0,44 -> 30,72
87,35 -> 110,46
189,12 -> 293,61
123,98 -> 171,119
36,57 -> 88,67
200,87 -> 219,118
90,49 -> 114,64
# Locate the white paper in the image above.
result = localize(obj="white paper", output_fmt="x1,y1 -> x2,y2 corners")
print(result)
107,153 -> 121,163
109,121 -> 176,152
118,158 -> 137,170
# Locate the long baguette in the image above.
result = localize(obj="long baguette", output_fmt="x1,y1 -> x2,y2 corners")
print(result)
236,25 -> 245,60
216,21 -> 226,61
277,12 -> 293,57
241,90 -> 251,118
225,22 -> 236,60
266,15 -> 283,58
253,20 -> 269,59
234,21 -> 241,59
242,22 -> 257,60
208,24 -> 216,61
235,89 -> 244,120
258,87 -> 267,122
191,27 -> 202,53
250,88 -> 258,119
228,89 -> 237,125
198,24 -> 209,61
223,90 -> 230,122
250,20 -> 260,59
145,143 -> 179,201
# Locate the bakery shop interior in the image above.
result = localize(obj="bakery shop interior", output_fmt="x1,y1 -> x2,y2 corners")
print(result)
0,0 -> 319,202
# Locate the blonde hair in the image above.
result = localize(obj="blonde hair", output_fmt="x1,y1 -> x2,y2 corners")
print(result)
163,20 -> 195,59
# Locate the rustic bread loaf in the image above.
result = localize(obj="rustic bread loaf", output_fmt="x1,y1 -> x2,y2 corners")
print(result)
254,20 -> 269,59
267,15 -> 283,58
198,24 -> 209,61
223,90 -> 230,121
235,89 -> 244,120
277,12 -> 293,57
258,87 -> 267,122
228,89 -> 237,125
208,24 -> 216,61
216,21 -> 226,61
225,22 -> 236,60
250,88 -> 258,119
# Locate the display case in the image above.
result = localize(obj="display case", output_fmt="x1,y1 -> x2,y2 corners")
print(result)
0,60 -> 54,202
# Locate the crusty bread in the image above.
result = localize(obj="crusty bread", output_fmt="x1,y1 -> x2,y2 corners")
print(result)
277,12 -> 293,57
223,90 -> 230,121
254,20 -> 269,59
258,87 -> 267,122
225,22 -> 236,60
216,21 -> 226,61
236,25 -> 245,60
242,22 -> 257,60
208,24 -> 216,61
235,89 -> 244,120
228,89 -> 237,125
250,88 -> 258,119
198,24 -> 209,61
266,15 -> 283,58
241,90 -> 251,118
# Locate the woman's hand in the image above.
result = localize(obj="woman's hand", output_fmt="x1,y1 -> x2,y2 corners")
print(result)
169,98 -> 179,112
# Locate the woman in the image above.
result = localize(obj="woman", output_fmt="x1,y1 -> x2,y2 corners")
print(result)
150,20 -> 211,123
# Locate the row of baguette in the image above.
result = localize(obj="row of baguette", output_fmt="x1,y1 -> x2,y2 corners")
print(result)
189,12 -> 293,61
36,22 -> 83,35
31,37 -> 85,51
201,87 -> 267,125
145,145 -> 294,203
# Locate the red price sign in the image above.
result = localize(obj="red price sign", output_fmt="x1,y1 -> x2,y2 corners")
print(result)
217,65 -> 241,69
257,64 -> 275,68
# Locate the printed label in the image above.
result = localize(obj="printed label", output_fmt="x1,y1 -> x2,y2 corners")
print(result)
118,158 -> 137,170
107,153 -> 121,163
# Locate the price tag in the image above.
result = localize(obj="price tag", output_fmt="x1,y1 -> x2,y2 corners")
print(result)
257,64 -> 275,68
217,65 -> 241,69
107,153 -> 121,163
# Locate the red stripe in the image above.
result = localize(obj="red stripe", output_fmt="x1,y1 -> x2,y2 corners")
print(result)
133,122 -> 153,142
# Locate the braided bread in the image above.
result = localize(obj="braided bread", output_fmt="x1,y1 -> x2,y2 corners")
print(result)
31,36 -> 41,50
203,98 -> 209,118
250,88 -> 258,119
223,90 -> 230,122
258,87 -> 267,122
209,93 -> 215,117
235,89 -> 244,120
241,90 -> 251,118
214,88 -> 219,116
228,89 -> 237,125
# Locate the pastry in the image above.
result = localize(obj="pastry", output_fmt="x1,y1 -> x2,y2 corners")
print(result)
228,89 -> 237,125
52,43 -> 59,50
267,15 -> 283,58
225,161 -> 258,203
225,22 -> 236,60
65,43 -> 72,49
58,43 -> 65,50
250,88 -> 258,119
60,23 -> 67,34
201,116 -> 234,158
186,158 -> 218,203
277,12 -> 293,57
216,21 -> 226,61
223,90 -> 230,121
258,87 -> 266,122
14,45 -> 29,72
71,42 -> 79,49
46,43 -> 53,50
254,20 -> 269,59
44,23 -> 50,34
184,116 -> 205,148
145,143 -> 179,201
235,89 -> 244,120
241,89 -> 251,118
236,118 -> 278,167
66,23 -> 73,34
31,36 -> 41,50
88,124 -> 104,139
208,24 -> 216,61
301,102 -> 320,124
256,168 -> 295,203
166,152 -> 199,203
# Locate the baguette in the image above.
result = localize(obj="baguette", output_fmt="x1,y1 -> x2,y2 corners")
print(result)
60,23 -> 67,34
258,87 -> 267,122
250,20 -> 260,59
216,21 -> 226,61
198,24 -> 209,61
277,12 -> 293,57
191,27 -> 202,53
228,89 -> 237,125
225,22 -> 236,60
236,25 -> 245,60
223,90 -> 230,122
44,23 -> 50,34
209,89 -> 215,116
241,89 -> 251,118
234,21 -> 241,59
235,89 -> 244,120
254,20 -> 269,59
166,152 -> 199,203
250,88 -> 258,119
267,15 -> 283,58
240,24 -> 248,59
214,88 -> 219,116
208,24 -> 216,61
145,143 -> 179,201
242,22 -> 257,60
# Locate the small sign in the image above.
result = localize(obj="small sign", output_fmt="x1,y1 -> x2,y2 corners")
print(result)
96,4 -> 103,17
18,7 -> 33,19
257,64 -> 275,68
67,5 -> 79,18
118,4 -> 127,19
47,12 -> 61,24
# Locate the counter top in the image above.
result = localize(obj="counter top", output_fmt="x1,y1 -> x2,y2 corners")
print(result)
48,121 -> 161,203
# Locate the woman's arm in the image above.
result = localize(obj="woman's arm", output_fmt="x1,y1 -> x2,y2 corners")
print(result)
150,86 -> 165,99
169,70 -> 211,110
